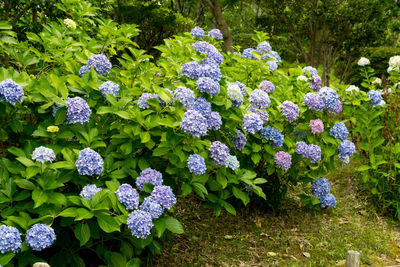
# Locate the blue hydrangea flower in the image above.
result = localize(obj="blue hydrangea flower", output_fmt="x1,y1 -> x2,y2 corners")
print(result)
99,81 -> 119,96
232,81 -> 246,96
136,168 -> 163,192
266,61 -> 277,72
309,75 -> 322,92
225,155 -> 240,171
243,113 -> 263,134
256,41 -> 272,54
180,109 -> 208,137
262,51 -> 281,63
320,193 -> 337,208
200,64 -> 222,81
259,80 -> 275,93
151,185 -> 177,209
311,177 -> 330,198
293,126 -> 307,138
209,141 -> 230,166
191,27 -> 205,38
330,122 -> 349,141
32,146 -> 56,163
181,61 -> 203,80
280,101 -> 299,122
308,144 -> 321,163
275,151 -> 291,171
367,90 -> 383,107
296,141 -> 309,157
208,29 -> 223,40
250,89 -> 270,109
137,93 -> 158,109
79,65 -> 91,77
196,77 -> 220,96
0,79 -> 24,105
207,111 -> 222,130
66,97 -> 91,124
338,140 -> 356,156
338,154 -> 350,165
0,225 -> 22,253
187,154 -> 206,175
193,41 -> 223,65
192,97 -> 212,118
247,107 -> 269,123
327,100 -> 342,114
318,87 -> 340,109
260,126 -> 284,147
242,48 -> 256,59
26,224 -> 56,251
304,93 -> 325,112
140,196 -> 164,219
80,184 -> 102,200
116,184 -> 139,210
302,66 -> 318,77
75,148 -> 104,176
87,54 -> 112,75
233,129 -> 247,151
127,210 -> 153,239
175,86 -> 195,109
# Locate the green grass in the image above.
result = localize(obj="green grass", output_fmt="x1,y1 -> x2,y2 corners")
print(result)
154,163 -> 400,266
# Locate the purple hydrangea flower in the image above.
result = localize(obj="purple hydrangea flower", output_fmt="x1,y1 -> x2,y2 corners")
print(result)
66,97 -> 91,124
196,77 -> 220,96
247,107 -> 269,123
116,184 -> 139,210
127,210 -> 153,239
233,129 -> 247,151
318,87 -> 340,109
0,79 -> 24,105
79,65 -> 91,77
136,168 -> 163,192
309,75 -> 322,92
87,54 -> 112,75
191,27 -> 205,38
151,185 -> 177,209
193,41 -> 223,65
304,93 -> 325,112
327,100 -> 342,114
209,141 -> 230,166
0,225 -> 22,253
256,41 -> 272,54
192,97 -> 212,118
259,80 -> 275,93
99,81 -> 120,96
225,155 -> 240,171
275,151 -> 292,170
175,86 -> 195,109
320,193 -> 337,208
311,177 -> 330,198
207,111 -> 222,130
243,113 -> 263,134
330,122 -> 349,141
26,224 -> 56,251
367,90 -> 383,107
308,144 -> 321,163
250,89 -> 270,109
180,109 -> 208,137
296,141 -> 309,157
80,184 -> 102,200
208,29 -> 223,40
200,63 -> 222,81
242,48 -> 256,59
76,148 -> 103,176
267,60 -> 278,72
32,146 -> 56,163
140,196 -> 164,219
260,126 -> 284,147
338,140 -> 356,156
280,101 -> 299,122
181,61 -> 203,80
187,154 -> 206,175
309,119 -> 324,134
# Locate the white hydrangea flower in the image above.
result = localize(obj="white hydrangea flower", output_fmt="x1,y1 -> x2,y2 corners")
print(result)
297,75 -> 308,81
345,85 -> 360,93
372,78 -> 382,85
377,100 -> 386,107
389,55 -> 400,69
227,83 -> 243,102
357,57 -> 370,66
64,18 -> 76,29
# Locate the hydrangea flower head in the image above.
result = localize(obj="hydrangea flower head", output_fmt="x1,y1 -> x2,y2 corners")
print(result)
193,41 -> 223,65
227,83 -> 243,103
0,79 -> 24,105
66,97 -> 91,124
99,81 -> 120,96
116,184 -> 139,210
76,148 -> 103,176
275,151 -> 292,170
180,109 -> 208,137
358,57 -> 370,66
208,29 -> 223,40
303,66 -> 318,77
232,81 -> 246,96
151,185 -> 177,209
80,184 -> 102,200
243,113 -> 263,134
372,78 -> 382,85
304,93 -> 325,112
247,107 -> 269,123
327,100 -> 342,114
138,93 -> 159,109
338,154 -> 350,165
249,89 -> 270,109
0,225 -> 22,253
338,140 -> 356,156
259,80 -> 275,93
318,87 -> 339,109
26,224 -> 56,251
280,101 -> 299,122
267,60 -> 278,72
127,210 -> 153,239
311,177 -> 330,198
200,63 -> 222,81
64,18 -> 76,29
187,154 -> 206,175
389,55 -> 400,69
367,90 -> 383,107
192,97 -> 212,118
191,27 -> 205,38
296,141 -> 309,157
262,51 -> 281,63
87,54 -> 112,75
32,146 -> 56,163
345,85 -> 360,93
79,65 -> 91,77
140,196 -> 164,219
309,119 -> 324,134
260,126 -> 284,146
181,61 -> 203,80
225,155 -> 240,171
256,41 -> 272,54
309,75 -> 322,92
308,144 -> 321,163
209,141 -> 230,166
330,122 -> 349,141
136,168 -> 163,192
47,126 -> 59,133
196,77 -> 220,96
175,86 -> 195,109
233,129 -> 247,151
297,75 -> 308,82
242,48 -> 256,59
207,111 -> 222,130
320,193 -> 337,208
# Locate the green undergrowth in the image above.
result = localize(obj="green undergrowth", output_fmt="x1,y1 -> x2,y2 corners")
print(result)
154,162 -> 400,266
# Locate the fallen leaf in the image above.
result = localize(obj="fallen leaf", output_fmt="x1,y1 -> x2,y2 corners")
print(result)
346,243 -> 352,247
267,252 -> 277,257
303,252 -> 311,258
337,259 -> 346,266
224,235 -> 233,240
254,218 -> 262,228
299,243 -> 304,249
396,258 -> 400,263
260,233 -> 268,237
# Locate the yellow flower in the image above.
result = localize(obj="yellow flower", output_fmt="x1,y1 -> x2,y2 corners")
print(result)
47,126 -> 59,133
63,18 -> 76,29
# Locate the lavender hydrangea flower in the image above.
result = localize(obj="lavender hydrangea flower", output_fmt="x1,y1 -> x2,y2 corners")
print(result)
303,93 -> 325,112
327,100 -> 342,114
262,51 -> 281,63
137,93 -> 157,109
318,87 -> 340,109
180,110 -> 208,137
330,122 -> 349,141
209,141 -> 230,166
338,140 -> 356,156
225,155 -> 240,171
243,113 -> 263,134
191,27 -> 205,38
311,177 -> 330,198
136,168 -> 163,192
175,86 -> 195,109
250,89 -> 270,109
0,225 -> 22,253
208,29 -> 223,40
76,148 -> 103,176
140,196 -> 164,219
193,41 -> 223,65
296,141 -> 309,157
196,77 -> 220,96
26,224 -> 56,251
80,184 -> 102,200
116,184 -> 139,210
242,48 -> 256,59
32,146 -> 56,163
127,210 -> 153,239
320,193 -> 337,208
280,101 -> 299,122
0,79 -> 24,105
259,80 -> 275,93
267,60 -> 278,72
200,64 -> 222,81
181,61 -> 203,80
247,107 -> 269,123
260,126 -> 284,147
66,97 -> 91,124
309,119 -> 324,134
192,97 -> 212,118
338,154 -> 350,165
309,75 -> 322,92
275,151 -> 292,170
207,111 -> 222,130
367,90 -> 383,107
303,66 -> 318,77
79,65 -> 91,77
99,81 -> 120,96
233,129 -> 247,151
256,41 -> 272,54
308,144 -> 321,163
187,154 -> 206,175
151,185 -> 177,209
87,54 -> 112,75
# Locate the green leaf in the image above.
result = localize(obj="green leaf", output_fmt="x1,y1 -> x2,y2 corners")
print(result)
192,183 -> 207,198
97,215 -> 120,233
26,166 -> 40,179
153,218 -> 167,238
232,186 -> 250,205
58,207 -> 78,217
164,216 -> 184,234
221,200 -> 236,215
54,108 -> 66,125
16,157 -> 35,167
109,252 -> 127,267
181,184 -> 192,197
140,131 -> 151,143
216,172 -> 227,189
0,253 -> 14,266
357,165 -> 371,172
74,223 -> 91,246
14,179 -> 35,190
32,189 -> 48,208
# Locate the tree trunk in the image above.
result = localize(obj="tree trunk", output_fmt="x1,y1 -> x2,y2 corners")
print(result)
202,0 -> 234,52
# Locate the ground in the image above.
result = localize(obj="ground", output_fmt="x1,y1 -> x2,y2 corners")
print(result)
154,163 -> 400,266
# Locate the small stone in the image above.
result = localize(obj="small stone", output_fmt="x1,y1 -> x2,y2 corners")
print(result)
303,252 -> 311,258
267,252 -> 277,257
